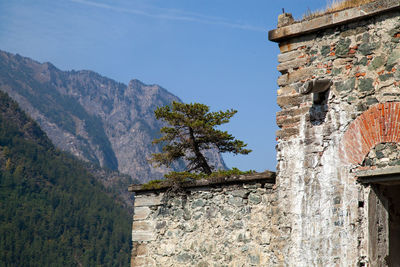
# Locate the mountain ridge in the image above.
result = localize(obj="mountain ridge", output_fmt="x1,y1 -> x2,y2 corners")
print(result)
0,50 -> 226,184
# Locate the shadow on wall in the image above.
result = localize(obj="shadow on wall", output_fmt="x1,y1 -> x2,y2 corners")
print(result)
309,89 -> 329,126
296,78 -> 331,126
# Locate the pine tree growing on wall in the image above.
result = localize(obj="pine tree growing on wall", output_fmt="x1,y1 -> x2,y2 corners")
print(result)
151,101 -> 251,175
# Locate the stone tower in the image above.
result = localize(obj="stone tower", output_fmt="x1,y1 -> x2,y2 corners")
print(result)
269,0 -> 400,265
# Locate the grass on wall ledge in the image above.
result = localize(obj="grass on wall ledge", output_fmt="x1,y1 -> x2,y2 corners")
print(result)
303,0 -> 378,20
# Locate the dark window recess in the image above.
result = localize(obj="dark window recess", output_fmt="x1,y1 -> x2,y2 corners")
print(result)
309,90 -> 329,125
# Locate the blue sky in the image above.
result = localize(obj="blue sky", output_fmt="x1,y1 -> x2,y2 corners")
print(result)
0,0 -> 329,172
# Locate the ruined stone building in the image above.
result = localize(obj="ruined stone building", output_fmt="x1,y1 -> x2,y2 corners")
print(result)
129,1 -> 400,266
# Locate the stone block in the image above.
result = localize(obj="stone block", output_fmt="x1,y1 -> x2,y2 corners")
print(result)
277,13 -> 294,28
132,242 -> 148,257
132,221 -> 152,231
228,196 -> 244,206
335,38 -> 351,56
131,257 -> 155,267
132,231 -> 155,242
395,68 -> 400,80
278,36 -> 315,53
276,127 -> 299,140
276,106 -> 309,117
156,221 -> 166,229
358,42 -> 375,55
136,244 -> 147,256
277,85 -> 296,96
248,254 -> 260,266
191,199 -> 205,208
133,207 -> 152,220
386,49 -> 400,70
320,45 -> 330,56
358,78 -> 374,92
286,67 -> 314,84
248,193 -> 262,204
334,77 -> 356,93
332,57 -> 353,67
277,58 -> 308,73
176,252 -> 193,263
278,50 -> 303,63
368,55 -> 385,70
229,189 -> 249,198
276,114 -> 301,128
277,74 -> 288,86
159,243 -> 176,256
277,95 -> 307,109
261,232 -> 271,245
134,194 -> 163,207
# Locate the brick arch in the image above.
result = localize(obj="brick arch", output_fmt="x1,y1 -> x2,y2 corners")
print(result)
340,102 -> 400,165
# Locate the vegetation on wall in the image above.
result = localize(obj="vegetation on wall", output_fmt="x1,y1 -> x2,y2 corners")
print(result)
145,101 -> 252,189
150,101 -> 251,174
303,0 -> 377,20
141,168 -> 256,190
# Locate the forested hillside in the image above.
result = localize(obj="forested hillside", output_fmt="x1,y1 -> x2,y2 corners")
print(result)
0,90 -> 131,266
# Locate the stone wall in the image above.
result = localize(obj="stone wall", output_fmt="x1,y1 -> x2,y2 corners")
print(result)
269,1 -> 400,266
129,1 -> 400,266
130,173 -> 280,267
364,142 -> 400,168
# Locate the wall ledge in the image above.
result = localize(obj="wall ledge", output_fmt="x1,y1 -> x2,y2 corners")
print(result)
269,0 -> 400,42
357,166 -> 400,184
128,171 -> 275,193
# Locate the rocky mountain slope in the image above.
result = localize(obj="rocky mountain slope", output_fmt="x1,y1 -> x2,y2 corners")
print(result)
0,50 -> 226,183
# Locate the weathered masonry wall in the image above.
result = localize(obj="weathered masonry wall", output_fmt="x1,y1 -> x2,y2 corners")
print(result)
129,173 -> 280,267
129,1 -> 400,266
269,0 -> 400,266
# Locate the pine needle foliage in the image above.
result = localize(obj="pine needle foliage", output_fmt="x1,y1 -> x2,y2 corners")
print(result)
151,102 -> 251,175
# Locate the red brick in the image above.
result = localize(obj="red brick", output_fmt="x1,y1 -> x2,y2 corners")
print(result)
341,102 -> 400,165
389,104 -> 394,139
368,112 -> 377,145
355,72 -> 366,77
349,48 -> 357,54
361,116 -> 373,148
394,105 -> 400,141
379,116 -> 384,142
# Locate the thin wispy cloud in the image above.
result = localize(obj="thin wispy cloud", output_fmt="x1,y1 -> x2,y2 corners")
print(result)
70,0 -> 265,32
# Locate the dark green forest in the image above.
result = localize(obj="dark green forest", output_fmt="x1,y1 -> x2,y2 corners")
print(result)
0,91 -> 131,266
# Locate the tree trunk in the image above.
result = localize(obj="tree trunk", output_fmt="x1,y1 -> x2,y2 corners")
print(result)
188,127 -> 212,175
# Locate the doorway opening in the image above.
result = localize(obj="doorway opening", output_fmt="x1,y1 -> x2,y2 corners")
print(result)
369,184 -> 400,266
359,169 -> 400,266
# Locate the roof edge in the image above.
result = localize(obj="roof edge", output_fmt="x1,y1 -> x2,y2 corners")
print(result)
128,171 -> 276,193
269,0 -> 400,43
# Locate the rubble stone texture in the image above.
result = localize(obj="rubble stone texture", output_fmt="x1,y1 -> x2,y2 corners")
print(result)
131,177 -> 279,267
130,2 -> 400,266
272,1 -> 400,266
